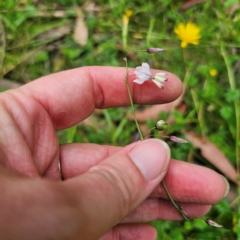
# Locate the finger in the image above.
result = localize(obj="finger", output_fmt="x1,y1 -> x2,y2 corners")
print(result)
0,102 -> 39,177
150,160 -> 228,204
122,198 -> 211,223
60,143 -> 228,204
60,143 -> 121,179
0,93 -> 59,178
63,139 -> 170,239
99,223 -> 157,240
20,67 -> 182,129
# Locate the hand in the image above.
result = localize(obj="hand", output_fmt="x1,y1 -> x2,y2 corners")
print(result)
0,67 -> 228,240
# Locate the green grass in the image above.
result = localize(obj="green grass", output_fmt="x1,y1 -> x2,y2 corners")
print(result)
1,0 -> 240,239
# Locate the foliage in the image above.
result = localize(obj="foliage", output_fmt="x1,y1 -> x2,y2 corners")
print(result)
1,0 -> 240,239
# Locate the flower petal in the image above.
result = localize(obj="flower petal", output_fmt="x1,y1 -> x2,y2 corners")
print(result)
134,62 -> 152,82
154,72 -> 167,82
181,41 -> 188,48
133,78 -> 149,84
175,22 -> 201,48
152,72 -> 167,88
152,79 -> 164,88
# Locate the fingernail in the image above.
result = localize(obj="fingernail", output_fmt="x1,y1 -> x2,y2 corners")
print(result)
128,139 -> 170,181
221,175 -> 230,197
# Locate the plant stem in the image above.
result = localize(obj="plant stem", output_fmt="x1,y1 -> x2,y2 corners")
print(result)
124,58 -> 143,140
124,57 -> 189,221
161,181 -> 189,220
220,46 -> 240,174
191,89 -> 206,136
146,18 -> 155,46
220,45 -> 240,238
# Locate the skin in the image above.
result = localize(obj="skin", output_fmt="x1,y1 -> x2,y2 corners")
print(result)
0,66 -> 227,240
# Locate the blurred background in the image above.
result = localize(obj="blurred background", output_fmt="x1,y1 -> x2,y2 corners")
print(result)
0,0 -> 240,239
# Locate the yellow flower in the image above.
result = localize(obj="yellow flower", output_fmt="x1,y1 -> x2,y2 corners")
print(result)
209,69 -> 218,77
174,22 -> 201,48
125,9 -> 133,17
123,9 -> 132,25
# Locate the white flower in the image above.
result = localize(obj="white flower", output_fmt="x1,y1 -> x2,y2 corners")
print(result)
133,63 -> 152,84
152,72 -> 167,88
133,63 -> 167,89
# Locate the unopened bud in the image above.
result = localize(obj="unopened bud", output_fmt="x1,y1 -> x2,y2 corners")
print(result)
155,120 -> 168,131
147,48 -> 165,54
205,219 -> 223,228
169,136 -> 188,143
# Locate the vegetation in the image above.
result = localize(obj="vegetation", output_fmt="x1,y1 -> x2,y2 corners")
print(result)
0,0 -> 240,239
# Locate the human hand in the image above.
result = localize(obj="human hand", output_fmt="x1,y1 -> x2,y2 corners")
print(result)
0,67 -> 228,240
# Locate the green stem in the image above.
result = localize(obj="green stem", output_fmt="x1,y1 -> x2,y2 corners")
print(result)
124,58 -> 143,140
220,46 -> 240,175
191,89 -> 205,136
220,45 -> 240,239
161,181 -> 189,220
146,18 -> 155,46
124,57 -> 189,221
220,46 -> 236,89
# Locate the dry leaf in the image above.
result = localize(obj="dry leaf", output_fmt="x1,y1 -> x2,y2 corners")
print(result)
0,79 -> 23,89
37,23 -> 71,40
35,10 -> 69,18
180,0 -> 206,11
2,46 -> 44,76
185,131 -> 239,185
83,2 -> 100,12
73,8 -> 88,46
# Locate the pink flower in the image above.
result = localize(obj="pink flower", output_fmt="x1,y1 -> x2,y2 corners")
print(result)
147,48 -> 165,54
169,136 -> 188,143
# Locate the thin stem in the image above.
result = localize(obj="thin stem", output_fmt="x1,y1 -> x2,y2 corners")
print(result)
142,127 -> 156,139
191,89 -> 205,136
220,45 -> 240,238
220,46 -> 236,89
124,58 -> 143,140
146,18 -> 155,46
182,50 -> 206,136
220,45 -> 240,174
161,181 -> 189,220
124,56 -> 189,221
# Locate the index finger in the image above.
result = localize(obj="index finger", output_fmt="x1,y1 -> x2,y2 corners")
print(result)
21,66 -> 182,130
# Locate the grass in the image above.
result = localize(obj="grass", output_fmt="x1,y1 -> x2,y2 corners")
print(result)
0,0 -> 240,239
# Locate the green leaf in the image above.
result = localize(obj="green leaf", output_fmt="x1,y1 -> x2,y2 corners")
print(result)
219,106 -> 233,120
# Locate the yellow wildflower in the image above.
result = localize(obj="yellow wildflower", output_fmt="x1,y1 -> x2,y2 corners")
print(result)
123,9 -> 132,25
174,22 -> 201,48
209,69 -> 218,77
122,9 -> 132,49
125,9 -> 132,17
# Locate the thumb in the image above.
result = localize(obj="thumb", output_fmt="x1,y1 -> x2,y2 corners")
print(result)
65,139 -> 170,239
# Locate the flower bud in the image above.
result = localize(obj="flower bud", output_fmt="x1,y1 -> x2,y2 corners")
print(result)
205,219 -> 223,228
147,48 -> 165,54
155,120 -> 168,131
169,136 -> 188,143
